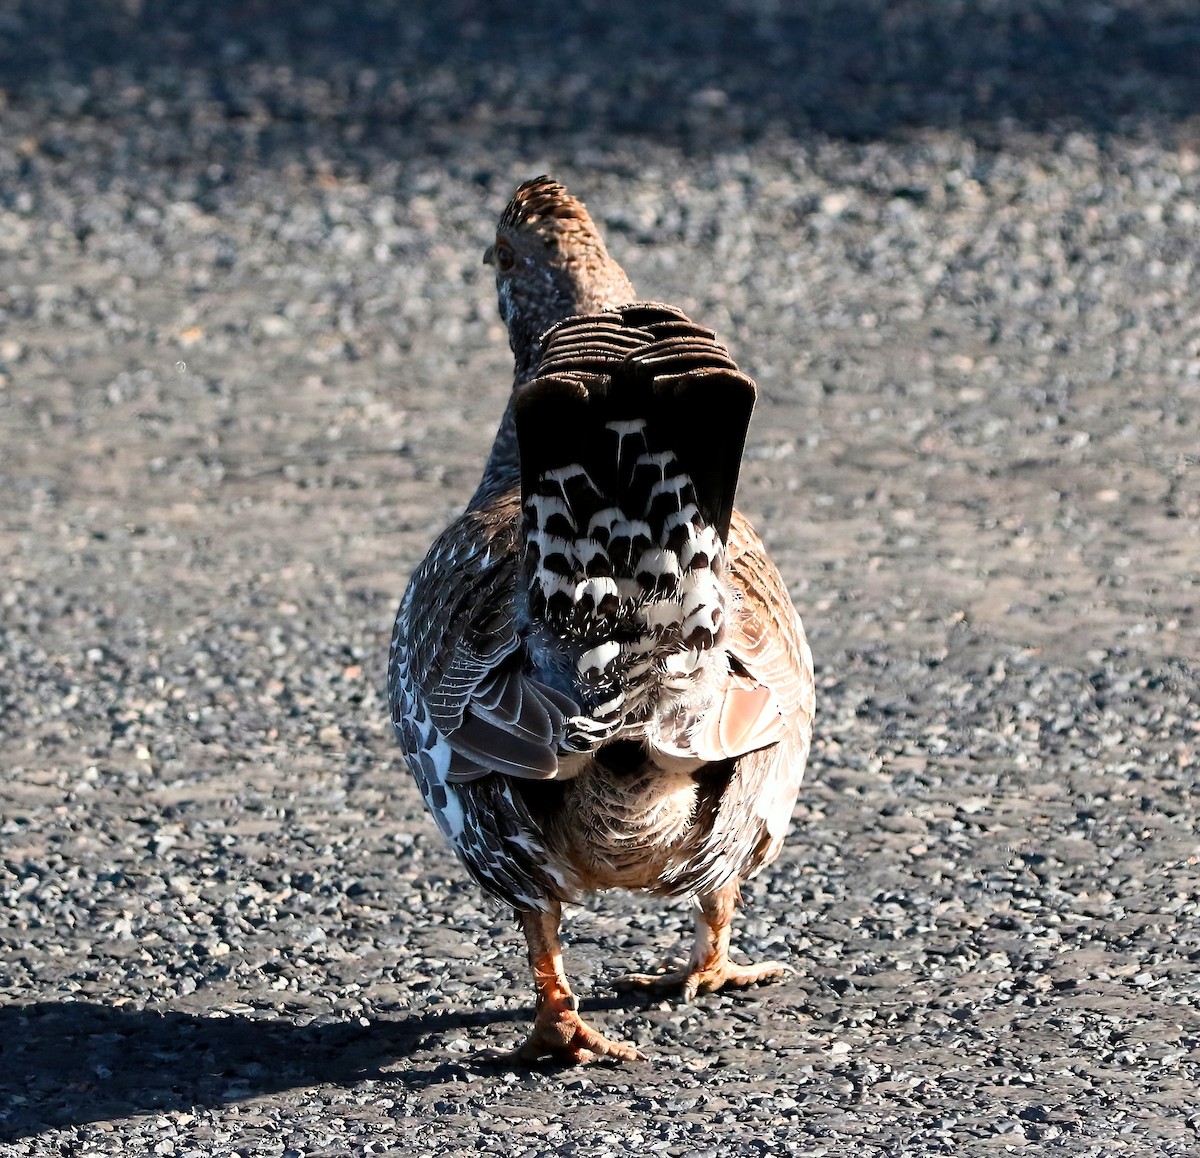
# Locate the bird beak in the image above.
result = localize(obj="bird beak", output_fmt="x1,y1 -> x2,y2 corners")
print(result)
482,244 -> 495,266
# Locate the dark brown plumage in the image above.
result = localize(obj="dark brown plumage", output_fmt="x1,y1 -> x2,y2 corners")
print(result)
388,177 -> 815,1064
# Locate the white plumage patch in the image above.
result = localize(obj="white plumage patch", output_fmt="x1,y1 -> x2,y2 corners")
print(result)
606,418 -> 648,464
608,516 -> 653,544
578,640 -> 622,676
635,547 -> 681,583
544,463 -> 599,499
636,449 -> 675,476
650,475 -> 690,503
587,507 -> 626,537
525,493 -> 576,531
575,575 -> 619,606
527,528 -> 574,560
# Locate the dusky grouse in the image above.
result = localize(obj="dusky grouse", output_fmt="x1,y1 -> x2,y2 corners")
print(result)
388,177 -> 815,1064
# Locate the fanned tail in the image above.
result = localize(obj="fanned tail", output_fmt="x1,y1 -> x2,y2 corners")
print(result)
514,303 -> 757,731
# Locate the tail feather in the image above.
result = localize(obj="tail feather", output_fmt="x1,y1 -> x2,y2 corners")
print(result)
514,304 -> 757,724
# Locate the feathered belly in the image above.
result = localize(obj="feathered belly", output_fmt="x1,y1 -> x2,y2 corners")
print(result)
537,756 -> 706,894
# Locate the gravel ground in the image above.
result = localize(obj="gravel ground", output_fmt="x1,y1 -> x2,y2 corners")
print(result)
2,2 -> 1199,1155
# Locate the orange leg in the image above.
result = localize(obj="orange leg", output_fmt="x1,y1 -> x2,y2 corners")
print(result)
615,881 -> 792,1001
475,903 -> 643,1066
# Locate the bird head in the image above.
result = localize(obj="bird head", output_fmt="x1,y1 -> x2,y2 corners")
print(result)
485,176 -> 636,377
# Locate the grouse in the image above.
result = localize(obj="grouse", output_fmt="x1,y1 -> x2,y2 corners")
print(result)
388,177 -> 815,1064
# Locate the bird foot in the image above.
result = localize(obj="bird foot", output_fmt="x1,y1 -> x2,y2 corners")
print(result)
470,1008 -> 644,1067
614,959 -> 793,1002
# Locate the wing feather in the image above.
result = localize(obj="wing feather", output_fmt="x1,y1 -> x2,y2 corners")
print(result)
389,493 -> 579,785
724,510 -> 815,741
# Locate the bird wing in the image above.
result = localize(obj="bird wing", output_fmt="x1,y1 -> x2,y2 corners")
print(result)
388,493 -> 577,785
687,510 -> 815,763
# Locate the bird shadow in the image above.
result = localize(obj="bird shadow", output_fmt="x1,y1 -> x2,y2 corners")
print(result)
0,994 -> 626,1140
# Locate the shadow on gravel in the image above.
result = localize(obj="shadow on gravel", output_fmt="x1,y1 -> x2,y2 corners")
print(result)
0,997 -> 616,1138
2,0 -> 1197,145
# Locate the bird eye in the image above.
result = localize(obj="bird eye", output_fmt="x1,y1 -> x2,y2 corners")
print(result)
494,239 -> 516,272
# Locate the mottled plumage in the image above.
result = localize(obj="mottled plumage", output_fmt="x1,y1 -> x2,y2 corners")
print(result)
388,177 -> 815,1064
472,177 -> 635,508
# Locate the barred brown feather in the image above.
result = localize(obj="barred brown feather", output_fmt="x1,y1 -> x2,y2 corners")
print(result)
498,175 -> 592,231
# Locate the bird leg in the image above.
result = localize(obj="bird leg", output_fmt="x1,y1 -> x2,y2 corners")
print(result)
475,902 -> 643,1065
615,881 -> 793,1001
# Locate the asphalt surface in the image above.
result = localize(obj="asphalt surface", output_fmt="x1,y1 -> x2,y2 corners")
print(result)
1,2 -> 1199,1155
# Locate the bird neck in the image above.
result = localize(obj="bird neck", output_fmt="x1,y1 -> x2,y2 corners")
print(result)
469,391 -> 521,509
470,253 -> 635,511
